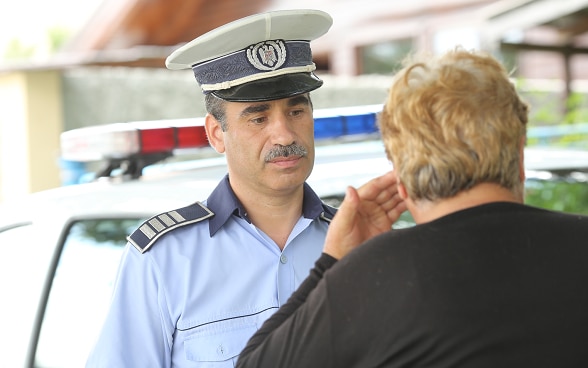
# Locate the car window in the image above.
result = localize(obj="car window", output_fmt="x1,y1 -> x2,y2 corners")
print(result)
34,218 -> 143,368
0,224 -> 50,368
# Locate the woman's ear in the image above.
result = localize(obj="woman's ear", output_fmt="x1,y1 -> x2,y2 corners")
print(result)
205,114 -> 226,154
398,181 -> 408,200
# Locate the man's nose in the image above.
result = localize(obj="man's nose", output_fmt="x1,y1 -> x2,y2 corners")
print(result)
270,114 -> 296,146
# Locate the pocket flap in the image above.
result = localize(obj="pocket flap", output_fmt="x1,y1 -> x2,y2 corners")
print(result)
185,324 -> 257,362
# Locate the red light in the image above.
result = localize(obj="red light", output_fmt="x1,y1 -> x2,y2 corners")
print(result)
139,127 -> 175,153
176,125 -> 209,148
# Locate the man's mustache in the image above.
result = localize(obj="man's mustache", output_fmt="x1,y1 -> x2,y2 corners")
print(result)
265,144 -> 308,162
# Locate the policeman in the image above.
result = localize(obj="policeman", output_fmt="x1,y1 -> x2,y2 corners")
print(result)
86,9 -> 334,367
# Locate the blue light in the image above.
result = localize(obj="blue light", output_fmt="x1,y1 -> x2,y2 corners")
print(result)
313,104 -> 382,139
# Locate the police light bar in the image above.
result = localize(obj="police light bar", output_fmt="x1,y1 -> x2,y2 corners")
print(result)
313,104 -> 381,139
60,105 -> 383,163
60,118 -> 208,162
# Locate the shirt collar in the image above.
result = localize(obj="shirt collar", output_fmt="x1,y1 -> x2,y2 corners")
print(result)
207,174 -> 327,236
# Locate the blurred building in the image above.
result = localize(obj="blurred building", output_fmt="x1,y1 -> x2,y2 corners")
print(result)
59,0 -> 588,80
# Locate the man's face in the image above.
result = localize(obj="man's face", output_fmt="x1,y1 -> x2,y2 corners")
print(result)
213,94 -> 315,195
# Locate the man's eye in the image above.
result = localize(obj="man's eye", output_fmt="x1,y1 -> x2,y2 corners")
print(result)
250,117 -> 266,124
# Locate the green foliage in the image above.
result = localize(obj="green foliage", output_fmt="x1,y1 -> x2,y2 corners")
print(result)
564,92 -> 588,125
517,78 -> 588,148
525,178 -> 588,215
517,78 -> 588,127
48,26 -> 73,53
2,39 -> 36,60
1,26 -> 72,61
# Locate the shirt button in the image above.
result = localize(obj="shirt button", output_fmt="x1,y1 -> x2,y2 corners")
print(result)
280,254 -> 288,264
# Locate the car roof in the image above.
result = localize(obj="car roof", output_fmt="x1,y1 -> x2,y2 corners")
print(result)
524,146 -> 588,175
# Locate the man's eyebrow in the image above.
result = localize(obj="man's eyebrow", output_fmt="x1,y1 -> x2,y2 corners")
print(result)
238,96 -> 310,118
239,103 -> 270,118
288,95 -> 310,107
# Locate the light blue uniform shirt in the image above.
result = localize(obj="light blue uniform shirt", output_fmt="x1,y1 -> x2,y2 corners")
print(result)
86,175 -> 335,367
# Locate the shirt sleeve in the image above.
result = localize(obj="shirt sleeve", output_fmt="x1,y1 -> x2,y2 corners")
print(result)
236,252 -> 338,368
85,243 -> 174,367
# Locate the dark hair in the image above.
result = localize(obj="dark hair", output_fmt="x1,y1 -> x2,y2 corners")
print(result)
204,93 -> 228,131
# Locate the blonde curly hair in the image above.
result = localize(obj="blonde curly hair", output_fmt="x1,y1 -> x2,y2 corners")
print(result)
379,48 -> 529,201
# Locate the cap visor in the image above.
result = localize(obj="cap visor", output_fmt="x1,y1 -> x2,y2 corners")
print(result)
211,73 -> 323,102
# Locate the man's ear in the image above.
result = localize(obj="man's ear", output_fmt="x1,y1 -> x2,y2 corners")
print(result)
205,114 -> 226,154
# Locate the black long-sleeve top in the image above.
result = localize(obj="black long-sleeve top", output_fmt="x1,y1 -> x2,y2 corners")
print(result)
237,202 -> 588,368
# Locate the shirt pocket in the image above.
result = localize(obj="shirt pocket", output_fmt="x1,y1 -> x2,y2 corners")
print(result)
184,323 -> 257,367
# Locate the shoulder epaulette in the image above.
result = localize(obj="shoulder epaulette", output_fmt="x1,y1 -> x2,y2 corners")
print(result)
128,201 -> 214,254
320,203 -> 337,223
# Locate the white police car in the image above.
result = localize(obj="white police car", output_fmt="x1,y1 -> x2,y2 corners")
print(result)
1,104 -> 587,368
0,105 -> 391,368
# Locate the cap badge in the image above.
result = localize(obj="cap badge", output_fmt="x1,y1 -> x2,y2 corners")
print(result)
247,40 -> 287,71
